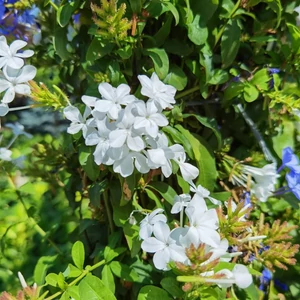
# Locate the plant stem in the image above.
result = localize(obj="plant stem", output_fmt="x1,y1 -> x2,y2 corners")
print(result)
44,260 -> 105,300
48,1 -> 58,10
103,189 -> 115,233
9,105 -> 32,111
175,86 -> 199,100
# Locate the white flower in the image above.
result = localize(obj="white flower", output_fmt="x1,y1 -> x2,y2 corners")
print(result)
0,147 -> 12,161
212,265 -> 253,289
113,151 -> 150,177
185,199 -> 220,248
172,146 -> 199,182
85,119 -> 114,165
0,65 -> 36,103
132,100 -> 168,138
190,182 -> 220,205
95,82 -> 136,120
63,105 -> 95,138
109,109 -> 145,152
139,208 -> 167,240
171,194 -> 191,214
0,37 -> 34,69
141,222 -> 188,270
138,73 -> 176,110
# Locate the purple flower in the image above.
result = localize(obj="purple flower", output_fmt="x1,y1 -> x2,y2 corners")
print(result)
286,171 -> 300,200
17,6 -> 40,25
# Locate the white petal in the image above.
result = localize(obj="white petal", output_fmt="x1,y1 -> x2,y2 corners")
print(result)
232,265 -> 253,288
15,84 -> 30,95
127,135 -> 145,151
2,87 -> 15,103
116,84 -> 130,98
98,82 -> 115,100
10,40 -> 27,54
139,224 -> 153,240
16,65 -> 37,83
109,130 -> 127,148
15,50 -> 34,58
113,154 -> 134,177
179,162 -> 199,182
6,57 -> 24,69
142,237 -> 166,253
153,222 -> 170,243
64,106 -> 82,122
0,103 -> 9,116
67,123 -> 83,135
94,100 -> 112,113
153,248 -> 170,270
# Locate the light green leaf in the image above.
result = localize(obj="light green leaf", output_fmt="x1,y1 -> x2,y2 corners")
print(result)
145,188 -> 164,208
78,275 -> 116,300
138,285 -> 172,300
79,145 -> 100,181
104,247 -> 127,263
34,255 -> 57,285
109,261 -> 140,282
287,23 -> 300,54
243,83 -> 259,102
71,241 -> 85,270
57,2 -> 78,27
63,264 -> 82,278
102,265 -> 115,294
187,14 -> 208,45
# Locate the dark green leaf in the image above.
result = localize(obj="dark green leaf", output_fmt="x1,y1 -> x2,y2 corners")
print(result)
109,261 -> 140,282
53,27 -> 70,60
164,65 -> 187,91
221,19 -> 241,68
86,38 -> 114,63
160,277 -> 184,298
143,48 -> 169,79
147,182 -> 177,205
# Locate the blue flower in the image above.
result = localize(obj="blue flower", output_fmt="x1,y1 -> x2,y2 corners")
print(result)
17,5 -> 40,25
259,268 -> 272,291
268,68 -> 280,75
278,147 -> 300,173
286,171 -> 300,200
274,278 -> 288,292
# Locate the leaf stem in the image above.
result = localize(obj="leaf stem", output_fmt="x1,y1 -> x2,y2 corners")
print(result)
175,86 -> 199,100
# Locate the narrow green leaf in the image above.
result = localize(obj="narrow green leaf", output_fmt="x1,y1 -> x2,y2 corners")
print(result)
145,188 -> 164,208
221,19 -> 241,68
71,241 -> 85,270
57,3 -> 76,27
101,265 -> 115,294
287,23 -> 300,54
162,2 -> 180,25
53,27 -> 70,60
34,255 -> 57,285
147,181 -> 177,205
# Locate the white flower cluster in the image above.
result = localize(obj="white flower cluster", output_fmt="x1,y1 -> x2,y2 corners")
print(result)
138,182 -> 253,289
64,73 -> 199,180
0,36 -> 36,117
231,163 -> 278,202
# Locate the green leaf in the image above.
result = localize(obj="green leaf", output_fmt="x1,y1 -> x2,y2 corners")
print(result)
160,277 -> 184,298
153,14 -> 173,47
243,83 -> 259,102
101,265 -> 115,294
162,2 -> 180,25
224,81 -> 244,101
221,19 -> 241,68
244,283 -> 260,300
71,241 -> 85,270
63,264 -> 82,278
34,255 -> 57,285
109,261 -> 140,282
104,246 -> 127,263
79,275 -> 116,300
147,181 -> 177,205
251,68 -> 270,91
53,27 -> 70,60
164,65 -> 187,91
86,38 -> 114,63
265,0 -> 282,29
187,14 -> 208,45
129,0 -> 142,13
45,273 -> 59,287
176,127 -> 217,190
79,145 -> 100,181
57,2 -> 78,27
138,285 -> 172,300
116,44 -> 133,59
143,48 -> 169,79
287,23 -> 300,54
163,126 -> 194,159
145,188 -> 164,208
182,113 -> 222,150
208,69 -> 229,85
199,43 -> 213,82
